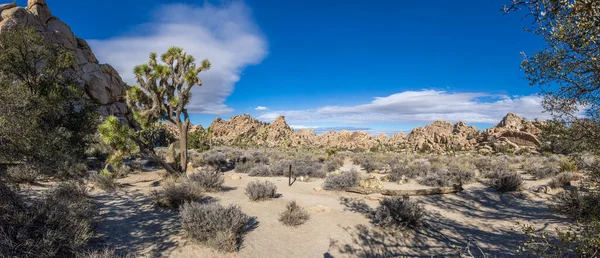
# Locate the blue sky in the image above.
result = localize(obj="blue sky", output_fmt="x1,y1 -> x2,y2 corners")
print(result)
34,0 -> 547,134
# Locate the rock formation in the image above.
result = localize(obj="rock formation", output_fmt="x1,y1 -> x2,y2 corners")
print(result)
198,112 -> 543,153
0,1 -> 130,120
482,112 -> 544,150
406,120 -> 479,152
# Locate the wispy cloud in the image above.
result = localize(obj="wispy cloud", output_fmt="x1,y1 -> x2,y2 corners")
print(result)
255,106 -> 268,111
88,2 -> 267,115
259,90 -> 550,124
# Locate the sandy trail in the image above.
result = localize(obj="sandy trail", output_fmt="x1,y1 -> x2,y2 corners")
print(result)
89,163 -> 567,258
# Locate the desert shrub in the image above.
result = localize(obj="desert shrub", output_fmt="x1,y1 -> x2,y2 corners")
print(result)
447,159 -> 477,184
519,220 -> 600,258
490,172 -> 523,192
389,165 -> 414,182
550,190 -> 600,221
187,168 -> 224,192
247,164 -> 272,177
234,161 -> 255,173
529,161 -> 561,179
559,157 -> 578,172
279,200 -> 310,227
474,156 -> 494,172
188,150 -> 204,168
409,159 -> 432,176
245,180 -> 277,201
418,167 -> 452,187
180,202 -> 250,252
372,197 -> 426,229
549,172 -> 574,189
323,169 -> 360,190
271,159 -> 325,178
90,170 -> 118,192
352,154 -> 383,173
0,181 -> 96,257
203,151 -> 229,171
153,177 -> 204,209
5,164 -> 40,184
324,157 -> 344,172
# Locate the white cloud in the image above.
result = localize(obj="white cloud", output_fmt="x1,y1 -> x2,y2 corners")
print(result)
88,2 -> 267,115
255,106 -> 268,111
258,90 -> 551,125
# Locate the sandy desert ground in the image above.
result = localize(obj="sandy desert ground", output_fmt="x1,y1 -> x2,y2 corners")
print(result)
74,160 -> 569,258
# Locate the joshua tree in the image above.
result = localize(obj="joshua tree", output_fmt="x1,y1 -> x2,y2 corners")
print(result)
100,47 -> 210,173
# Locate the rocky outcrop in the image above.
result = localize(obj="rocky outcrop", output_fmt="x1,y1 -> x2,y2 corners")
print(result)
482,112 -> 543,149
196,113 -> 543,153
0,1 -> 130,120
406,121 -> 479,152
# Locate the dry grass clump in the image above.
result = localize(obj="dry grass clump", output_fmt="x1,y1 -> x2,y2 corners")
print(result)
153,177 -> 205,209
490,172 -> 523,192
372,197 -> 426,229
0,181 -> 96,257
549,172 -> 574,189
245,180 -> 277,201
559,157 -> 578,172
187,168 -> 224,192
90,170 -> 118,192
279,200 -> 310,227
323,169 -> 360,190
180,202 -> 250,252
5,164 -> 40,184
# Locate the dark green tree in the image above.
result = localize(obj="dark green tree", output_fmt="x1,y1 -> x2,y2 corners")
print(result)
0,25 -> 97,179
504,0 -> 600,152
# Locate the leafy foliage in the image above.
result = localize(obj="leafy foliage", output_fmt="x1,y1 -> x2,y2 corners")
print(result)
505,0 -> 600,152
0,25 -> 97,178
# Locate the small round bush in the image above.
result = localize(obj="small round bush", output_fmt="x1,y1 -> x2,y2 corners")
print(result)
279,200 -> 310,227
248,164 -> 272,177
90,170 -> 118,192
323,169 -> 360,190
245,180 -> 277,201
180,202 -> 250,252
187,168 -> 224,192
153,178 -> 204,209
491,172 -> 523,192
550,190 -> 600,220
418,168 -> 452,187
372,197 -> 426,229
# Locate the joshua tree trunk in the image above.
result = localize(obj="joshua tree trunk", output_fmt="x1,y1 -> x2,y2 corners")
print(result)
179,119 -> 190,173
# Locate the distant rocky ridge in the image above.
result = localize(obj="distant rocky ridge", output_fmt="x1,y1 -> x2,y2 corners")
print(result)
195,112 -> 545,153
0,0 -> 130,120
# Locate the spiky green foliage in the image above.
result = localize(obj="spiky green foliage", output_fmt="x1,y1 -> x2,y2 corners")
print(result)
98,116 -> 138,167
0,25 -> 97,178
125,47 -> 210,173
